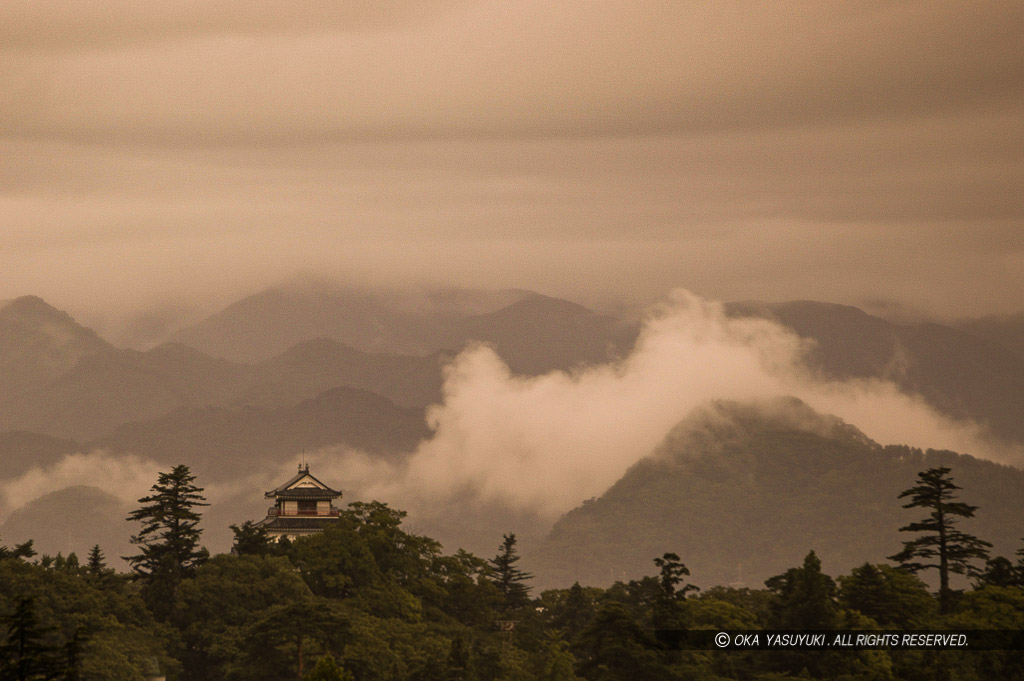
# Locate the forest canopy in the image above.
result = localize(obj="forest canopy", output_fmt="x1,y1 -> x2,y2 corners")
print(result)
1,464 -> 1022,681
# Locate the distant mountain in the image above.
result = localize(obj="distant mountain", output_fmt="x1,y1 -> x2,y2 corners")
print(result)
0,431 -> 81,479
956,312 -> 1024,361
0,343 -> 259,440
0,295 -> 455,440
91,386 -> 431,481
0,485 -> 134,568
0,296 -> 112,400
171,279 -> 531,362
726,301 -> 1024,444
453,293 -> 634,375
171,280 -> 633,375
533,398 -> 1024,590
7,290 -> 1024,489
257,338 -> 451,408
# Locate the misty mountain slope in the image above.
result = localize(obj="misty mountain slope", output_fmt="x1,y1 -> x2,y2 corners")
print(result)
171,281 -> 633,375
726,301 -> 900,379
90,386 -> 431,481
0,296 -> 113,400
0,431 -> 81,479
170,280 -> 531,362
533,398 -> 1024,590
454,293 -> 636,374
0,296 -> 453,440
956,312 -> 1024,362
895,322 -> 1024,440
0,343 -> 260,440
0,485 -> 133,569
257,337 -> 451,408
726,300 -> 1024,443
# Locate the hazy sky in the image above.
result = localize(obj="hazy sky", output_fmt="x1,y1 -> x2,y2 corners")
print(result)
3,1 -> 1023,329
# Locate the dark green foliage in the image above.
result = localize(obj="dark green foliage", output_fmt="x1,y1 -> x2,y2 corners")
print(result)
425,549 -> 502,628
444,635 -> 474,681
765,554 -> 906,680
975,556 -> 1023,588
230,520 -> 272,556
0,597 -> 60,681
305,653 -> 353,681
547,582 -> 596,642
649,553 -> 698,630
838,563 -> 936,627
0,537 -> 36,561
238,599 -> 350,681
536,631 -> 580,681
125,464 -> 209,618
288,519 -> 383,601
346,501 -> 443,591
172,554 -> 313,681
60,628 -> 86,681
574,601 -> 672,681
85,545 -> 105,577
8,465 -> 1024,680
765,551 -> 839,630
888,466 -> 992,612
490,534 -> 533,611
0,558 -> 167,681
652,553 -> 698,601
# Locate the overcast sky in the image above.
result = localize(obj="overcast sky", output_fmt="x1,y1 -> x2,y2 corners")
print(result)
2,1 -> 1022,334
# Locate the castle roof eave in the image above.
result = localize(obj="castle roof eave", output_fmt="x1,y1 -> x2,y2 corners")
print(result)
264,488 -> 342,500
264,464 -> 341,498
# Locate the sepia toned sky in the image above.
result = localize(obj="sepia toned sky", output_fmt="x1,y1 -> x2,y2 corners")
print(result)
2,1 -> 1023,330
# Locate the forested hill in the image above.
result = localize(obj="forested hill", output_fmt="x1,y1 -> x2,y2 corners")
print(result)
535,398 -> 1024,590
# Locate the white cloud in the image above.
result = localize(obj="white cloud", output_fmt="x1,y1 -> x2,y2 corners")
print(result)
314,291 -> 1016,523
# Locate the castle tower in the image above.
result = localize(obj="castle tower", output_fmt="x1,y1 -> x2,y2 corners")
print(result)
256,463 -> 342,541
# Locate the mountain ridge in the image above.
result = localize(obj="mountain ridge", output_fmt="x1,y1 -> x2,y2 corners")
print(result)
533,397 -> 1024,590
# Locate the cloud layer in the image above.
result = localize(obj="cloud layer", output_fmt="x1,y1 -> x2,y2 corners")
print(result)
1,2 -> 1022,326
4,2 -> 1021,140
0,451 -> 161,522
318,292 -> 1014,523
2,292 -> 1018,556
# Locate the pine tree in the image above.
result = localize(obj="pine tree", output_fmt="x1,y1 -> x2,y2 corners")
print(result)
650,552 -> 698,630
888,466 -> 991,613
86,545 -> 106,578
975,556 -> 1022,588
652,552 -> 698,601
489,533 -> 532,610
0,598 -> 59,681
230,520 -> 272,556
0,536 -> 35,561
125,464 -> 209,617
557,583 -> 594,641
765,550 -> 839,630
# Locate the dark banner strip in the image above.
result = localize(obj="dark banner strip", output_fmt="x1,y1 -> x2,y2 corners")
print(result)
654,630 -> 1024,651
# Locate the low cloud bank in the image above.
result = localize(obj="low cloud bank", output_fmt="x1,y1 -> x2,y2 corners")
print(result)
0,450 -> 162,522
316,291 -> 1015,524
4,291 -> 1016,547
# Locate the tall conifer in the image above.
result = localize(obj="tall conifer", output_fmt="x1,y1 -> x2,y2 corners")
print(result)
888,466 -> 991,612
125,465 -> 208,617
489,533 -> 532,610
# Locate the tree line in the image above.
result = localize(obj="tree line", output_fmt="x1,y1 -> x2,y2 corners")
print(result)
1,464 -> 1022,680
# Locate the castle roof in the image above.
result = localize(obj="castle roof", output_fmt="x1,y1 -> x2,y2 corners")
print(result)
265,464 -> 341,500
256,516 -> 340,531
